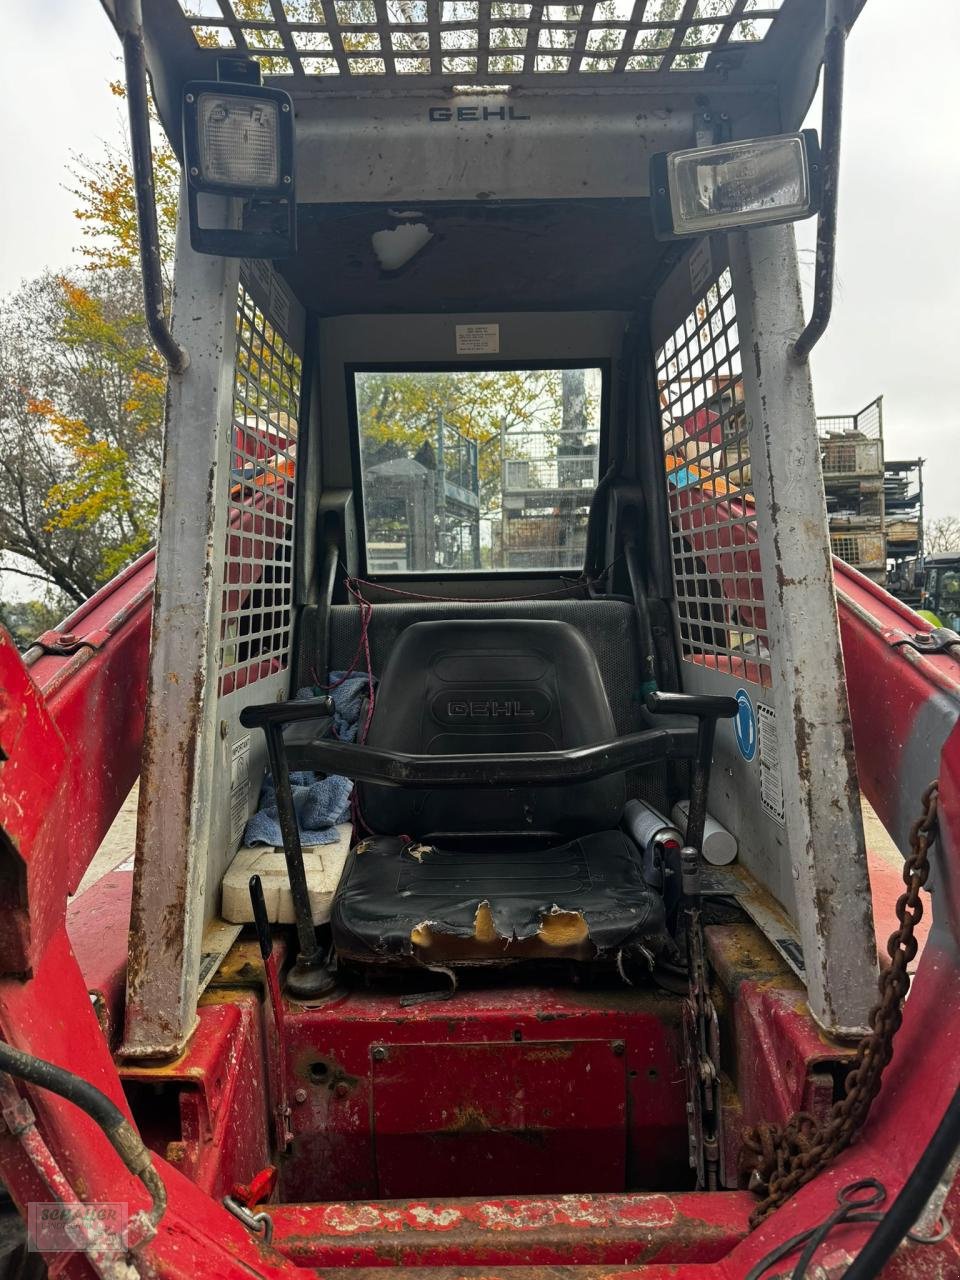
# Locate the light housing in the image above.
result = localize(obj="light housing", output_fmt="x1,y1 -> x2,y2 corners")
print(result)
182,80 -> 296,257
650,130 -> 821,241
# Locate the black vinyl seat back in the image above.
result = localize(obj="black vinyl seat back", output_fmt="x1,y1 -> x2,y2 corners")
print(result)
360,619 -> 625,837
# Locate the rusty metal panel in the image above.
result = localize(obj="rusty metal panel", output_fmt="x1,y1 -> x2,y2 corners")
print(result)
123,205 -> 307,1057
726,222 -> 877,1036
122,189 -> 241,1059
269,1189 -> 754,1269
650,228 -> 877,1035
370,1040 -> 626,1199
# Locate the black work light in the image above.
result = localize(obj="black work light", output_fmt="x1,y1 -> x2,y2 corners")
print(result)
650,130 -> 822,241
182,81 -> 296,257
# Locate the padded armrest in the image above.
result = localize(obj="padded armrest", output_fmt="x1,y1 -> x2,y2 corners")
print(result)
275,726 -> 698,789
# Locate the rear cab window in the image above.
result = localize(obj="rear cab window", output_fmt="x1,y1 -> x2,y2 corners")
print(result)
353,366 -> 604,574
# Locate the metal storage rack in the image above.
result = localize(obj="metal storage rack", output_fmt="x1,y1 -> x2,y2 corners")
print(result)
817,396 -> 886,582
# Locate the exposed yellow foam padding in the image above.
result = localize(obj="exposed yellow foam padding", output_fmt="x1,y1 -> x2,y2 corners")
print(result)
410,903 -> 592,959
410,922 -> 434,947
473,901 -> 498,943
537,909 -> 589,947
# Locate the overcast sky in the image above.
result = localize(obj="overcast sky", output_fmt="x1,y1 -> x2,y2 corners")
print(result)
1,0 -> 958,525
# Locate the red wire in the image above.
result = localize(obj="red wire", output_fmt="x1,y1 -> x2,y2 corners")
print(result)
348,574 -> 599,607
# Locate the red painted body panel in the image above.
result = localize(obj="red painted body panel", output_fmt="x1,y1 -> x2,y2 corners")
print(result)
371,1038 -> 629,1198
835,558 -> 960,836
278,985 -> 690,1203
268,1191 -> 754,1268
24,549 -> 153,895
66,868 -> 134,1046
122,995 -> 272,1199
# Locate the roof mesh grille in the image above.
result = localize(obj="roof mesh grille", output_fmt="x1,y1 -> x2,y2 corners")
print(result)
177,1 -> 784,87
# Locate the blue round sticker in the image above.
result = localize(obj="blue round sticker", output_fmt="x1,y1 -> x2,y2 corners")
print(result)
734,688 -> 757,761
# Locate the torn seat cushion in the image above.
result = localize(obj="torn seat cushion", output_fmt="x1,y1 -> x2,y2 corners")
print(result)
331,830 -> 668,966
359,618 -> 625,838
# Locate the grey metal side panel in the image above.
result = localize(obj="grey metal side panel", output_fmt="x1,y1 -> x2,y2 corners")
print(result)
728,223 -> 876,1035
123,198 -> 240,1059
204,265 -> 306,931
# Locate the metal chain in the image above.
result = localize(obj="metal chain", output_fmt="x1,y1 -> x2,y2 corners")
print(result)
741,781 -> 940,1228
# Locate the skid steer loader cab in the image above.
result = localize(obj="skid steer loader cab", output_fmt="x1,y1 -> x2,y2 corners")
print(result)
20,0 -> 950,1274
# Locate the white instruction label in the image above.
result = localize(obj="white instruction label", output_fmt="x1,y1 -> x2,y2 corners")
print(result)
230,736 -> 251,847
757,704 -> 785,826
689,239 -> 713,297
456,323 -> 500,355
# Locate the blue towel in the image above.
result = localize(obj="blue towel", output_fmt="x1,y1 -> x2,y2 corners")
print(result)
243,672 -> 373,848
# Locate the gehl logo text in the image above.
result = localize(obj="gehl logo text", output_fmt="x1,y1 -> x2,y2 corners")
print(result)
428,106 -> 531,122
447,700 -> 536,719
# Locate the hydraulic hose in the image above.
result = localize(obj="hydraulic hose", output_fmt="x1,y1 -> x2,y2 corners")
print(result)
842,1081 -> 960,1279
0,1041 -> 166,1230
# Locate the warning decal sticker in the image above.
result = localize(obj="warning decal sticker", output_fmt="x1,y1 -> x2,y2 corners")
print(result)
230,736 -> 251,847
757,703 -> 785,825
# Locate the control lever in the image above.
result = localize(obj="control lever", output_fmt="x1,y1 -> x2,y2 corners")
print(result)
644,691 -> 737,861
240,697 -> 337,998
249,874 -> 293,1152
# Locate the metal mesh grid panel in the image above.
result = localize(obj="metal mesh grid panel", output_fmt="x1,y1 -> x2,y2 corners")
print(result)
830,532 -> 884,569
219,282 -> 301,696
816,395 -> 882,441
176,1 -> 784,86
655,262 -> 771,688
819,438 -> 883,477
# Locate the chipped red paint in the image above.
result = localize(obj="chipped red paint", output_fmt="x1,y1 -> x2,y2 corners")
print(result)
269,1191 -> 753,1268
121,996 -> 271,1199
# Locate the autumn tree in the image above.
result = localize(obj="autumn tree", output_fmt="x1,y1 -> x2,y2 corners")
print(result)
926,516 -> 960,555
0,81 -> 178,612
0,268 -> 166,603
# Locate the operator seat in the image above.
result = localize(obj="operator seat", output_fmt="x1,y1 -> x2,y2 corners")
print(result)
331,619 -> 668,968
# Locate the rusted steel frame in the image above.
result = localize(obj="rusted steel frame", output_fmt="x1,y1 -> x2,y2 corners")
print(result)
122,198 -> 240,1060
269,1191 -> 754,1268
728,222 -> 877,1037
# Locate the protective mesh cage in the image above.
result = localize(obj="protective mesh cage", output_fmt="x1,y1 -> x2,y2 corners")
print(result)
655,262 -> 771,688
219,282 -> 302,695
176,1 -> 784,86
